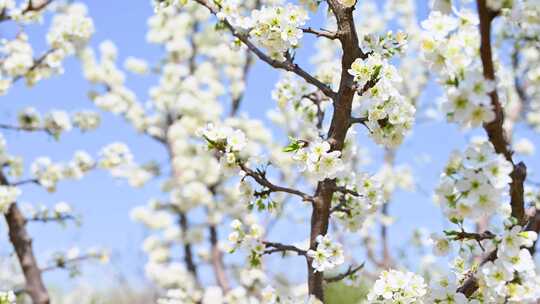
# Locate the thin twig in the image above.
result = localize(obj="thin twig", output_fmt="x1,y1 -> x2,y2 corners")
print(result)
239,163 -> 314,202
263,241 -> 307,256
193,0 -> 337,100
301,27 -> 341,40
324,263 -> 365,282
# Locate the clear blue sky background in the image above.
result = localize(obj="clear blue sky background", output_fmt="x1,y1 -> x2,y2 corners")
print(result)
1,0 -> 539,291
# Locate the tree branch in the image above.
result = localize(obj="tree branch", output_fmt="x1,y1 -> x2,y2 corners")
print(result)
302,27 -> 341,40
0,0 -> 54,22
25,214 -> 77,225
457,212 -> 540,296
0,172 -> 50,304
179,212 -> 198,281
263,241 -> 307,256
209,225 -> 230,292
324,263 -> 364,282
192,0 -> 337,100
239,163 -> 314,202
0,124 -> 52,136
40,253 -> 101,273
477,0 -> 526,224
305,1 -> 364,300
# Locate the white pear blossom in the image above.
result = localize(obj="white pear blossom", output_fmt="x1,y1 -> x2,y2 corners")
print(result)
0,291 -> 15,304
43,110 -> 72,136
293,140 -> 344,181
435,140 -> 513,221
98,142 -> 133,169
307,234 -> 344,272
124,56 -> 149,74
367,269 -> 427,303
249,4 -> 308,61
0,186 -> 21,213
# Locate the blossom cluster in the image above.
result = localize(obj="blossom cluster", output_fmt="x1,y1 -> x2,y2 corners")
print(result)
98,142 -> 133,169
480,225 -> 539,302
27,143 -> 148,193
227,219 -> 265,267
433,225 -> 540,302
435,140 -> 513,222
426,275 -> 471,303
23,201 -> 75,223
420,10 -> 498,129
292,140 -> 344,182
47,3 -> 95,53
349,53 -> 415,147
307,234 -> 344,272
481,225 -> 540,303
332,173 -> 383,231
367,269 -> 427,303
0,3 -> 94,94
148,262 -> 200,303
248,4 -> 308,61
201,123 -> 248,168
0,291 -> 15,304
9,107 -> 99,140
0,34 -> 34,79
261,286 -> 323,304
269,73 -> 329,140
31,151 -> 94,192
0,186 -> 21,214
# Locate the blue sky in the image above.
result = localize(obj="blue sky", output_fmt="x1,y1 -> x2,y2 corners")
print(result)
1,0 -> 539,292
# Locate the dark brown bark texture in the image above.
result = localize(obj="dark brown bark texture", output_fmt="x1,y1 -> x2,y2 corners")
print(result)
457,0 -> 529,297
1,172 -> 49,304
307,1 -> 366,300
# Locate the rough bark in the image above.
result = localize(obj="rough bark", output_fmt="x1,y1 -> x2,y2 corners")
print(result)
457,1 -> 529,297
209,225 -> 230,292
477,0 -> 526,225
1,172 -> 49,304
179,212 -> 198,279
307,1 -> 364,300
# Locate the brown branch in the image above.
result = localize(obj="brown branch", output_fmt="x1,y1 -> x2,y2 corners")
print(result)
526,209 -> 540,255
13,49 -> 56,84
0,172 -> 50,304
457,249 -> 497,296
305,1 -> 364,300
22,0 -> 54,14
301,27 -> 341,40
11,179 -> 40,187
239,163 -> 314,202
447,230 -> 496,242
192,0 -> 364,300
231,51 -> 254,116
0,0 -> 53,22
330,195 -> 351,215
510,45 -> 528,107
324,263 -> 364,282
209,225 -> 230,292
179,213 -> 198,281
262,241 -> 307,256
332,185 -> 361,197
349,116 -> 368,126
192,0 -> 337,100
457,212 -> 540,296
25,214 -> 77,225
302,91 -> 328,129
456,5 -> 529,296
0,124 -> 53,137
477,0 -> 526,225
40,253 -> 101,273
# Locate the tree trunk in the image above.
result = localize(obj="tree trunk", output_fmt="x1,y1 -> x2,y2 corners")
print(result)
1,172 -> 49,304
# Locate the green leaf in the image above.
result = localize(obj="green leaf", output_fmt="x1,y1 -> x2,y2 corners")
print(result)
324,281 -> 369,304
283,137 -> 303,153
